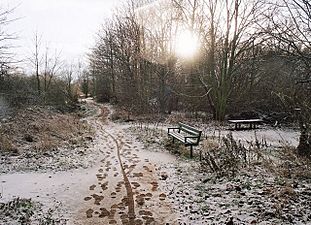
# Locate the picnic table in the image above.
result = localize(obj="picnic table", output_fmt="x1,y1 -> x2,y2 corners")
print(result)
228,119 -> 263,130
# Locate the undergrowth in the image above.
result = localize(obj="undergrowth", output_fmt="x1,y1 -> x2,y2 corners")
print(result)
0,198 -> 66,225
0,106 -> 94,154
201,132 -> 311,180
201,133 -> 268,178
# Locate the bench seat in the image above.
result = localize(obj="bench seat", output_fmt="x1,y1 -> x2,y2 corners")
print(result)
168,131 -> 197,145
167,122 -> 202,158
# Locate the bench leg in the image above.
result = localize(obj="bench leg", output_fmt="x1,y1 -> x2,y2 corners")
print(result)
190,145 -> 193,158
172,137 -> 175,143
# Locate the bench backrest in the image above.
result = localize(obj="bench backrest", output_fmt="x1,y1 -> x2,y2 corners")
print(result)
178,122 -> 202,137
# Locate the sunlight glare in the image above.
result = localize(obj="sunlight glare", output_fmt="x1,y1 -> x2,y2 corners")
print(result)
175,30 -> 199,58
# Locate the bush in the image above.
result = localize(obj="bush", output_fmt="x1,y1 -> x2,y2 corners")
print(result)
0,74 -> 79,112
201,133 -> 261,177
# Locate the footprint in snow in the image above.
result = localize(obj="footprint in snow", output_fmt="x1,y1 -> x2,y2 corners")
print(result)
89,184 -> 96,190
92,194 -> 104,205
84,196 -> 92,201
86,209 -> 94,218
159,193 -> 166,201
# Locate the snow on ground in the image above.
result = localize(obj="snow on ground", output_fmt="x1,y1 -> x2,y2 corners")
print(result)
0,101 -> 310,225
1,101 -> 178,224
201,125 -> 300,148
129,122 -> 311,225
0,168 -> 98,224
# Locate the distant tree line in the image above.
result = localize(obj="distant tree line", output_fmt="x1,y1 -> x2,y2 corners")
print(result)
89,0 -> 310,155
0,6 -> 86,111
89,0 -> 310,117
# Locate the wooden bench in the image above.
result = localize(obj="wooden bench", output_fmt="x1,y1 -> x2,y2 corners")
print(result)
228,119 -> 263,130
167,122 -> 202,158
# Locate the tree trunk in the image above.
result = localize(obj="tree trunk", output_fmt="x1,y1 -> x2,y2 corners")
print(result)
297,114 -> 311,156
159,67 -> 166,114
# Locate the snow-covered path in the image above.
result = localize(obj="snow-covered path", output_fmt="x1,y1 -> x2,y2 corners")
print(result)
0,100 -> 177,224
72,102 -> 176,224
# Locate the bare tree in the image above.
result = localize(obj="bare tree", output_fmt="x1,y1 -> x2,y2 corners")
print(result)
29,32 -> 64,97
0,5 -> 17,83
265,0 -> 311,66
43,47 -> 63,93
29,32 -> 42,94
137,0 -> 180,113
264,0 -> 311,156
90,3 -> 149,114
61,62 -> 77,102
89,22 -> 117,101
171,0 -> 268,120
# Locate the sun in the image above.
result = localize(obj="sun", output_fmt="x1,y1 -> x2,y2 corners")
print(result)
175,29 -> 199,58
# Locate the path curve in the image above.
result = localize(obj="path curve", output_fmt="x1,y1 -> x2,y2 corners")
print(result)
72,100 -> 177,225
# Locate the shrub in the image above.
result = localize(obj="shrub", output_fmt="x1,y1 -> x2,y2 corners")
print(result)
201,133 -> 259,177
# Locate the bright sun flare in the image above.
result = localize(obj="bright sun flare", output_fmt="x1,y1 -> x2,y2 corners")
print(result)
175,30 -> 199,58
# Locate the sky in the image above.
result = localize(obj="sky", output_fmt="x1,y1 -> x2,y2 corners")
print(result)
2,0 -> 121,70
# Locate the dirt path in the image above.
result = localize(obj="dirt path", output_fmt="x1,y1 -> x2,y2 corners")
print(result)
0,100 -> 176,224
71,101 -> 176,225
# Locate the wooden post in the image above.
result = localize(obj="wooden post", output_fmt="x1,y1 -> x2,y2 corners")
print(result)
190,145 -> 193,158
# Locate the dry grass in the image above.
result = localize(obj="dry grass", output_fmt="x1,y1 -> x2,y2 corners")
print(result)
0,134 -> 16,153
110,107 -> 131,121
200,133 -> 256,177
34,134 -> 56,152
273,147 -> 311,179
0,106 -> 94,154
99,106 -> 110,123
199,133 -> 311,180
202,138 -> 220,150
164,139 -> 187,155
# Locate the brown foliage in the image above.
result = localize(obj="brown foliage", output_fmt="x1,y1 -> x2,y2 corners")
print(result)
0,106 -> 93,153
